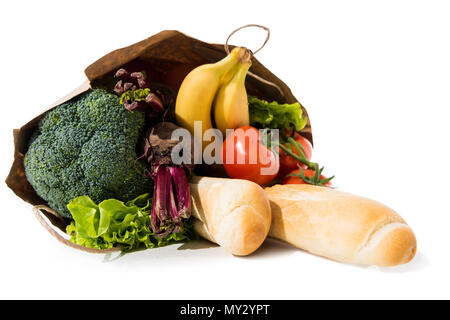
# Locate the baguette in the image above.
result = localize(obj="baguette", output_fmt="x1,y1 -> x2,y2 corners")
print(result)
190,176 -> 271,256
264,184 -> 417,266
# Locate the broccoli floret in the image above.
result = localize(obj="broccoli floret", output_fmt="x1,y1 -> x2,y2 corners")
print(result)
24,88 -> 152,219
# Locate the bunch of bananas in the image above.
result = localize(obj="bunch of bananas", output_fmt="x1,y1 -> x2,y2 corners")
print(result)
175,47 -> 252,148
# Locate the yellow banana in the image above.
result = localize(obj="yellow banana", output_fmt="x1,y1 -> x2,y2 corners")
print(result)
175,47 -> 247,149
213,57 -> 252,137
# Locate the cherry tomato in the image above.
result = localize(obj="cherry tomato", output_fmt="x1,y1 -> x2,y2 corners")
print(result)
278,132 -> 313,177
282,167 -> 332,187
221,126 -> 279,186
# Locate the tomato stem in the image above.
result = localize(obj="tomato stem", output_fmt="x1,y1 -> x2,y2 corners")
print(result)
286,164 -> 335,186
280,137 -> 334,186
279,138 -> 315,169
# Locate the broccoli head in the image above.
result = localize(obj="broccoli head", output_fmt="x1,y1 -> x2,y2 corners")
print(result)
24,88 -> 152,219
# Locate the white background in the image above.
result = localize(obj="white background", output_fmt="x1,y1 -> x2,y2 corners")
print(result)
1,0 -> 449,300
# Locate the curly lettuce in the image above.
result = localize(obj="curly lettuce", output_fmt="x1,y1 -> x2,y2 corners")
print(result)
248,96 -> 307,131
66,194 -> 196,251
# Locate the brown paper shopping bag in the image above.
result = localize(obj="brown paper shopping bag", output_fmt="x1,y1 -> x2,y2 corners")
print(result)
5,30 -> 312,252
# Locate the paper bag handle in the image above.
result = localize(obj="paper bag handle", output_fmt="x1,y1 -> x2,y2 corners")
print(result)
32,205 -> 120,254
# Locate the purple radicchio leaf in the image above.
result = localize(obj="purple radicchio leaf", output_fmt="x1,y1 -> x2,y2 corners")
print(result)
151,166 -> 174,238
168,173 -> 182,233
138,122 -> 194,237
168,166 -> 191,219
150,165 -> 190,237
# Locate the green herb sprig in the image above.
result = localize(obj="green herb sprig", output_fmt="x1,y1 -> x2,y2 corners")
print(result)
119,88 -> 151,105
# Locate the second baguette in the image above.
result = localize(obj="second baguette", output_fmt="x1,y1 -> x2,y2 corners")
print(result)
265,184 -> 417,266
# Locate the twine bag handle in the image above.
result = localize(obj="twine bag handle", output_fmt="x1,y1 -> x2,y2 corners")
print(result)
225,24 -> 284,97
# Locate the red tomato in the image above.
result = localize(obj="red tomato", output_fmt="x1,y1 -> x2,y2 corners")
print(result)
278,133 -> 313,177
282,168 -> 332,187
221,126 -> 279,186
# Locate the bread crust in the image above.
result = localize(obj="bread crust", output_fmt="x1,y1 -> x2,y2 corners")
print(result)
265,184 -> 417,266
190,176 -> 271,256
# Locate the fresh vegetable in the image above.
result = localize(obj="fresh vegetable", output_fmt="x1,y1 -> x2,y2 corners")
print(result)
282,166 -> 333,187
279,136 -> 334,186
24,88 -> 152,219
114,68 -> 148,92
114,68 -> 164,115
221,126 -> 279,186
149,165 -> 191,237
139,122 -> 194,237
248,96 -> 307,132
279,131 -> 313,176
248,95 -> 334,187
66,194 -> 196,251
246,95 -> 332,186
146,83 -> 177,123
114,69 -> 191,238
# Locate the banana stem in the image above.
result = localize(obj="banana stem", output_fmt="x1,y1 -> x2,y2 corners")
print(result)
234,59 -> 252,80
237,48 -> 252,65
212,47 -> 245,80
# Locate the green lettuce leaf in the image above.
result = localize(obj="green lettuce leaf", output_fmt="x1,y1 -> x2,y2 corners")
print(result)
66,194 -> 196,251
248,96 -> 307,131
